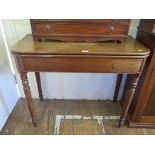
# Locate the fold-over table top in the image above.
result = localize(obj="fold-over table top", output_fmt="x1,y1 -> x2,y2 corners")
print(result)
12,34 -> 150,56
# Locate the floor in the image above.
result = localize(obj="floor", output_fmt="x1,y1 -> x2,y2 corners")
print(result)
1,98 -> 155,135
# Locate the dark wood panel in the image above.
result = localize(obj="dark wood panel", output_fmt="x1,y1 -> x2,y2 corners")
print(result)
138,19 -> 155,34
139,116 -> 155,123
123,20 -> 155,127
129,121 -> 155,128
143,77 -> 155,115
132,52 -> 155,121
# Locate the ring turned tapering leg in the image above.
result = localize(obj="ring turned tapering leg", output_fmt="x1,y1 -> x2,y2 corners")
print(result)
119,74 -> 140,127
20,72 -> 37,126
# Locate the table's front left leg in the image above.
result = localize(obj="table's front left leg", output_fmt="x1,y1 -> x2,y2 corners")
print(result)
119,73 -> 140,127
20,71 -> 37,126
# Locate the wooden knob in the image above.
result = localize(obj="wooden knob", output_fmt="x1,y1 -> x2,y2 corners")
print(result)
109,26 -> 115,34
45,25 -> 51,31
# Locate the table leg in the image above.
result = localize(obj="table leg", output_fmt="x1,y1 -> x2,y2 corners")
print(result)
113,74 -> 123,103
35,72 -> 43,102
119,74 -> 140,127
20,72 -> 37,126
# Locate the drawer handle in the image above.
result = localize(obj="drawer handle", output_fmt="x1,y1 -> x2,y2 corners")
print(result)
109,26 -> 115,34
45,25 -> 51,31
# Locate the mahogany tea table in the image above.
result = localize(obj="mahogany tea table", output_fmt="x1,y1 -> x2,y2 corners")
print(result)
11,34 -> 150,127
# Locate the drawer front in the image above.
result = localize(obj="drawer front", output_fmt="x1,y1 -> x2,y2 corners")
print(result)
21,56 -> 143,74
33,22 -> 128,35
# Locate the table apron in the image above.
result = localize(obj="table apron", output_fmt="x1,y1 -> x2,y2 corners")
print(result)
16,56 -> 144,74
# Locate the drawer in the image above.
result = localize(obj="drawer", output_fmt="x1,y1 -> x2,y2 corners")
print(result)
31,19 -> 131,42
21,56 -> 143,74
33,23 -> 128,35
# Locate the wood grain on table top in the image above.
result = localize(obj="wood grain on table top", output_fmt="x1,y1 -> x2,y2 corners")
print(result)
11,34 -> 150,56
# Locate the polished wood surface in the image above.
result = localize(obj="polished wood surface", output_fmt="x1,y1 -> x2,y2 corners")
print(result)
12,35 -> 149,56
1,98 -> 155,135
30,19 -> 130,42
11,33 -> 149,127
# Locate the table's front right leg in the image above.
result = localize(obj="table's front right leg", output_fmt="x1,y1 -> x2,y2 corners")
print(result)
20,71 -> 37,126
119,73 -> 140,127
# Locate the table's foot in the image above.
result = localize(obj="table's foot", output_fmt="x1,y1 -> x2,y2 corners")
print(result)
32,118 -> 38,127
40,95 -> 44,102
118,119 -> 125,128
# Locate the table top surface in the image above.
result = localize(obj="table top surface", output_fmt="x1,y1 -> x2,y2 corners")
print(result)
12,34 -> 150,56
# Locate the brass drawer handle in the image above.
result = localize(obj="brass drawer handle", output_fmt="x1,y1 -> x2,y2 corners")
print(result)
109,26 -> 115,34
45,25 -> 51,31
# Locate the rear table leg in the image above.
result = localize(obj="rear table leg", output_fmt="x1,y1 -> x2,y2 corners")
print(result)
35,72 -> 43,102
113,74 -> 123,103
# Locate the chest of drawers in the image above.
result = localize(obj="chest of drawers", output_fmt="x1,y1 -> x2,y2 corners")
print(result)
30,19 -> 130,42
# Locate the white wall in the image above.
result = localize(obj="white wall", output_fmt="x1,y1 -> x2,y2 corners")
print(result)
2,19 -> 140,100
2,19 -> 33,98
0,24 -> 19,130
0,27 -> 7,65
